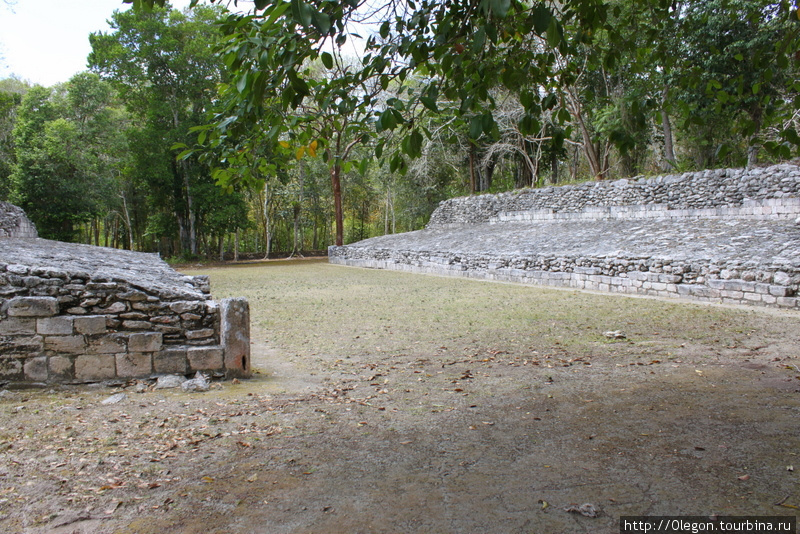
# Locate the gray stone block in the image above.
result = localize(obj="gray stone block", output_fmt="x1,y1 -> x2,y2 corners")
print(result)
44,335 -> 87,354
154,347 -> 187,374
37,316 -> 74,335
221,297 -> 250,377
74,315 -> 107,335
187,346 -> 223,371
75,354 -> 116,381
49,355 -> 73,379
128,332 -> 163,353
0,317 -> 36,335
6,296 -> 58,317
24,357 -> 48,381
116,352 -> 153,377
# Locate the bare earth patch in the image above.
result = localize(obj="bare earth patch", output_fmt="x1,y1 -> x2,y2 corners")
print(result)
1,259 -> 799,533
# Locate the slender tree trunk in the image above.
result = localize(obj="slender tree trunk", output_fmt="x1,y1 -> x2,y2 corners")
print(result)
469,145 -> 477,193
263,180 -> 272,259
565,89 -> 605,180
120,193 -> 134,251
234,228 -> 239,262
331,164 -> 344,246
219,234 -> 225,262
661,86 -> 676,171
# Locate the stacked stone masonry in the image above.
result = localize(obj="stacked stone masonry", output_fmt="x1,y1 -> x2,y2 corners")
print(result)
330,164 -> 800,310
0,235 -> 250,385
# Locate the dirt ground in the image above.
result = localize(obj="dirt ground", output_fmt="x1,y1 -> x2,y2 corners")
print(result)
1,259 -> 799,534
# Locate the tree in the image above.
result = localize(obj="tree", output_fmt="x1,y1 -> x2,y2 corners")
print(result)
90,3 -> 238,256
10,76 -> 118,241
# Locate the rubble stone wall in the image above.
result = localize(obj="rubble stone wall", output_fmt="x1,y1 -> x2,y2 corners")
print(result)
330,164 -> 800,311
0,237 -> 250,385
0,201 -> 38,238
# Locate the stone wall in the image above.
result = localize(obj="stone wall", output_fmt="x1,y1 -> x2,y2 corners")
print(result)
0,236 -> 250,385
330,164 -> 800,311
428,164 -> 800,226
0,201 -> 38,238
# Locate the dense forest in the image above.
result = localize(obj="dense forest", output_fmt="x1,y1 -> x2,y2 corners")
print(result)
0,0 -> 798,259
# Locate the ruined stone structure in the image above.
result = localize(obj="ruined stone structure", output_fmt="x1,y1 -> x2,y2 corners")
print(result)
330,164 -> 800,310
0,203 -> 250,385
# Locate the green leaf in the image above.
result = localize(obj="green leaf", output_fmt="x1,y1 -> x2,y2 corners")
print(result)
321,51 -> 333,69
752,82 -> 760,95
469,116 -> 483,140
312,10 -> 331,34
290,0 -> 313,27
490,0 -> 511,18
546,18 -> 561,48
420,96 -> 439,112
254,0 -> 270,9
379,21 -> 390,39
532,5 -> 551,35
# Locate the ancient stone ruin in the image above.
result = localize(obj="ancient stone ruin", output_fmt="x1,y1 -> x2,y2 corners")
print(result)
330,164 -> 800,310
0,201 -> 250,385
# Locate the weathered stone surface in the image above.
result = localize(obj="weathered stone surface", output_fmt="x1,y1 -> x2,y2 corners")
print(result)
49,356 -> 73,379
116,352 -> 152,377
74,315 -> 107,335
187,346 -> 224,371
128,332 -> 163,353
331,164 -> 800,311
44,335 -> 87,354
23,357 -> 48,381
75,354 -> 116,381
0,317 -> 36,335
154,347 -> 187,374
37,316 -> 74,335
6,296 -> 58,317
0,201 -> 38,238
1,203 -> 250,384
221,297 -> 251,377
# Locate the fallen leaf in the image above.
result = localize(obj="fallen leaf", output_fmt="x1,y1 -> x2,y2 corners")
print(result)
202,476 -> 214,483
737,474 -> 750,481
246,474 -> 258,483
538,499 -> 549,510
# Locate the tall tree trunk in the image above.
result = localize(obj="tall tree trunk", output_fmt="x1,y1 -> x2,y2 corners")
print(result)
469,145 -> 477,193
234,228 -> 239,262
263,180 -> 272,259
331,164 -> 344,246
661,86 -> 676,171
565,89 -> 605,180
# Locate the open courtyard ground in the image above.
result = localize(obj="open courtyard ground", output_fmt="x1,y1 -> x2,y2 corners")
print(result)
1,258 -> 799,533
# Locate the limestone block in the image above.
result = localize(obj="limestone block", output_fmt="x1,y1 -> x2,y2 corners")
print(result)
219,297 -> 250,377
187,346 -> 224,371
24,357 -> 48,381
0,358 -> 22,378
37,316 -> 74,335
74,315 -> 107,335
89,334 -> 127,354
44,335 -> 87,354
116,352 -> 153,377
75,354 -> 116,381
6,296 -> 58,317
122,320 -> 151,330
0,317 -> 36,335
128,332 -> 163,353
154,347 -> 187,374
1,334 -> 43,355
170,301 -> 203,314
49,356 -> 73,379
100,302 -> 127,314
186,328 -> 215,340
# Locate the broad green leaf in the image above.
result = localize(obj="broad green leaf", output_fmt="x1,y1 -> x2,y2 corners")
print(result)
490,0 -> 511,18
532,5 -> 551,35
313,11 -> 331,34
469,115 -> 483,140
321,51 -> 333,69
420,96 -> 439,112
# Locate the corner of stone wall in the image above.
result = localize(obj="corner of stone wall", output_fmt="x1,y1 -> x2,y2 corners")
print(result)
220,297 -> 251,378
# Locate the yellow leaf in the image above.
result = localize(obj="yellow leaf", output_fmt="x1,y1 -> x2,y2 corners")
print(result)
296,146 -> 305,160
307,144 -> 317,158
310,140 -> 318,151
279,141 -> 290,149
202,476 -> 214,483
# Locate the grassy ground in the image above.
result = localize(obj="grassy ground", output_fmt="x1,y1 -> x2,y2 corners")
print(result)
1,259 -> 799,533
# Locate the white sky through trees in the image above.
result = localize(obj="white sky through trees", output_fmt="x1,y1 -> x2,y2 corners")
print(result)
0,0 -> 192,86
